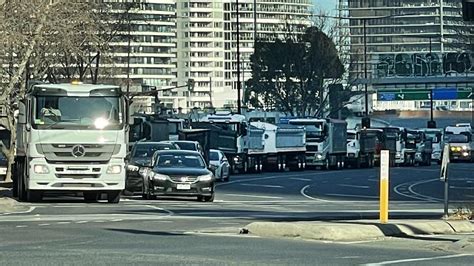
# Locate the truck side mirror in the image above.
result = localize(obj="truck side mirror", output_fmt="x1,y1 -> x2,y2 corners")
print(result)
240,124 -> 248,136
18,101 -> 26,124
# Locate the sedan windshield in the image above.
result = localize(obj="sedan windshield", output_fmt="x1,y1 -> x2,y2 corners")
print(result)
133,144 -> 174,158
33,96 -> 123,130
155,154 -> 205,169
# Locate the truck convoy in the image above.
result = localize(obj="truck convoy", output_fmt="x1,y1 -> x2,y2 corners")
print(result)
14,83 -> 129,203
288,118 -> 347,169
190,113 -> 306,173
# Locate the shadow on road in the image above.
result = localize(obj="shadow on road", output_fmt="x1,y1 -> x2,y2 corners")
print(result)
106,228 -> 186,237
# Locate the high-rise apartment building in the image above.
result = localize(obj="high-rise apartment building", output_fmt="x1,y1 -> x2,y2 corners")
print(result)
176,0 -> 313,110
109,0 -> 313,111
338,0 -> 473,111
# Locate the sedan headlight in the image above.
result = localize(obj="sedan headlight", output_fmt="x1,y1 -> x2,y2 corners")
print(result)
152,173 -> 168,181
198,174 -> 213,181
126,164 -> 140,172
106,165 -> 122,174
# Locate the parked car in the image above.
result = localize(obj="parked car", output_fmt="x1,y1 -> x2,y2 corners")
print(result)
209,149 -> 230,181
142,150 -> 215,202
125,141 -> 179,193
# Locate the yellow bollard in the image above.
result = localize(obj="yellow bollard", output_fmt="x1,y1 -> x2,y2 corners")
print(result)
380,150 -> 389,224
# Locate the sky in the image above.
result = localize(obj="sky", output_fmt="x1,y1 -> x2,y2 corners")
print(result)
314,0 -> 337,14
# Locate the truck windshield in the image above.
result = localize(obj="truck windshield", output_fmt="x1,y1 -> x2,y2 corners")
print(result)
33,96 -> 123,130
445,134 -> 470,143
425,132 -> 441,143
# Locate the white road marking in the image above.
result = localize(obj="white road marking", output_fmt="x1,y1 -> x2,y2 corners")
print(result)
110,219 -> 123,222
325,193 -> 378,199
15,225 -> 27,228
143,205 -> 175,216
290,178 -> 312,182
393,179 -> 441,202
57,222 -> 71,225
222,194 -> 283,199
76,221 -> 88,224
240,184 -> 284,189
364,254 -> 472,265
38,223 -> 50,226
300,185 -> 330,202
338,184 -> 370,189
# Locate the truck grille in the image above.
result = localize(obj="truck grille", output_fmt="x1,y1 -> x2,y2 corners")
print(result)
37,144 -> 119,163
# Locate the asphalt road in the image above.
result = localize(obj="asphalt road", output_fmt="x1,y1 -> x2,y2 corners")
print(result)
1,163 -> 473,265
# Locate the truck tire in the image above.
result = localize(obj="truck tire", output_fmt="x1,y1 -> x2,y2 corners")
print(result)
27,190 -> 43,202
84,192 -> 99,202
107,191 -> 121,203
17,160 -> 27,202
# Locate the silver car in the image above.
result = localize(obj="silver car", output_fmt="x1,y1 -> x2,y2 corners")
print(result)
209,149 -> 230,182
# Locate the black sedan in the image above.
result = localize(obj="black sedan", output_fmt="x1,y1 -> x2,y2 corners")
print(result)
125,141 -> 179,193
142,150 -> 215,202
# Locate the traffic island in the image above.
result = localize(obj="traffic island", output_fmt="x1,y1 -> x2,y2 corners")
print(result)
245,220 -> 474,242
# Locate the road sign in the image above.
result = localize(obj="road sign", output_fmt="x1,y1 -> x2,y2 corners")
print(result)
377,88 -> 474,101
440,144 -> 450,181
433,88 -> 457,100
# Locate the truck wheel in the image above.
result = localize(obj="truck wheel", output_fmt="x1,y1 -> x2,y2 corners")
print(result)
84,192 -> 99,202
107,191 -> 121,204
17,160 -> 27,202
27,190 -> 43,202
355,158 -> 361,169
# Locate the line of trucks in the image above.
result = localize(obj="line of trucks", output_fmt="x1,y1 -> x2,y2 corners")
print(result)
6,82 -> 473,203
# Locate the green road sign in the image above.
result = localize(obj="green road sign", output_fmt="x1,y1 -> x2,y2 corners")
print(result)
378,88 -> 473,101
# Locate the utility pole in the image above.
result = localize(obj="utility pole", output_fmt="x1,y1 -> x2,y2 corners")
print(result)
126,4 -> 132,95
363,19 -> 368,118
236,0 -> 242,114
209,76 -> 213,108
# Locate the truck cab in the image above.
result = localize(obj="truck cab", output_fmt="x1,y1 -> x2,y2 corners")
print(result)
15,83 -> 129,203
407,129 -> 433,166
422,128 -> 444,164
289,118 -> 347,169
445,125 -> 473,162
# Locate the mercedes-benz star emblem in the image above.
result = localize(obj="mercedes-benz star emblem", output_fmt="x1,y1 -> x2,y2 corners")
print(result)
71,145 -> 86,158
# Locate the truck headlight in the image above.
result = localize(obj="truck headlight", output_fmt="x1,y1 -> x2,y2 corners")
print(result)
106,165 -> 122,174
33,164 -> 49,174
462,145 -> 468,150
462,152 -> 469,157
198,174 -> 213,182
153,173 -> 168,181
316,154 -> 323,159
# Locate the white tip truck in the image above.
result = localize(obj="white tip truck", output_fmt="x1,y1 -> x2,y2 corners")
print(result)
14,83 -> 129,203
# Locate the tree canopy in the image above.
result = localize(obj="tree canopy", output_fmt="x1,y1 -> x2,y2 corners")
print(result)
245,26 -> 344,117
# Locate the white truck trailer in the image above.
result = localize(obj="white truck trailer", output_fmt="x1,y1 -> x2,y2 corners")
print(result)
249,122 -> 306,171
14,83 -> 129,203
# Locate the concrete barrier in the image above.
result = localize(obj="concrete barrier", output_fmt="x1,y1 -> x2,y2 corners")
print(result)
246,220 -> 474,242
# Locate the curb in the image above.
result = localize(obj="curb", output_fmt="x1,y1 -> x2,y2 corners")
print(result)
245,220 -> 474,242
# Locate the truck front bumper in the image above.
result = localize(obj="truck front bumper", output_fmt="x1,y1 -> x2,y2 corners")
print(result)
27,158 -> 125,191
305,153 -> 326,166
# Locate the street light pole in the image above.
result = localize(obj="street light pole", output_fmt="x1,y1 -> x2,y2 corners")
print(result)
363,19 -> 369,118
236,0 -> 242,114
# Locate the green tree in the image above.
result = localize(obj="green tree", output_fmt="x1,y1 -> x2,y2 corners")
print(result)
245,26 -> 344,116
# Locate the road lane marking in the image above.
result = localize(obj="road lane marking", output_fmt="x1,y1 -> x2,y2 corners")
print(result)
365,254 -> 472,265
57,222 -> 71,225
325,193 -> 377,199
240,184 -> 284,189
290,178 -> 312,182
300,185 -> 330,202
393,179 -> 441,202
222,194 -> 283,199
15,225 -> 27,228
143,205 -> 175,216
338,184 -> 370,189
38,223 -> 50,226
0,206 -> 36,216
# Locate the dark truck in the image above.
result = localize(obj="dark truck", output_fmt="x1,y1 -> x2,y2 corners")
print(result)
177,128 -> 211,165
369,127 -> 398,166
346,128 -> 377,168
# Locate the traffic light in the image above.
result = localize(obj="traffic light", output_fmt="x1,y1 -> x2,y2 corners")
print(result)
361,117 -> 371,129
187,78 -> 195,92
463,0 -> 474,21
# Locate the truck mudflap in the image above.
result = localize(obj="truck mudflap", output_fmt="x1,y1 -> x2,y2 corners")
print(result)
27,158 -> 125,191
